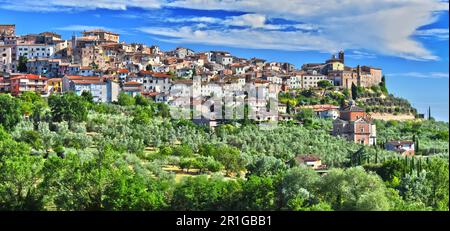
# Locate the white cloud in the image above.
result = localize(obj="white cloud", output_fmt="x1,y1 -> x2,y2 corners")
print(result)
414,28 -> 449,40
388,72 -> 449,79
224,14 -> 267,28
166,0 -> 448,60
163,16 -> 221,24
137,26 -> 338,52
54,25 -> 129,35
0,0 -> 163,12
346,50 -> 377,59
0,0 -> 448,60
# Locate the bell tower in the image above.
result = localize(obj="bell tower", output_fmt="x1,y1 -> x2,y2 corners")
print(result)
338,50 -> 344,64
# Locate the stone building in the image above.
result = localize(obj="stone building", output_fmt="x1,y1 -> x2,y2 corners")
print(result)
0,25 -> 15,38
332,101 -> 377,145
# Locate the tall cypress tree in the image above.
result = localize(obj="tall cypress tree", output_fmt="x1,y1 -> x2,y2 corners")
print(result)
351,82 -> 358,100
379,75 -> 388,94
415,138 -> 419,154
428,106 -> 432,120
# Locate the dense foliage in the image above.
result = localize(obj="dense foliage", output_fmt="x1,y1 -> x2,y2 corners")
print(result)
0,92 -> 448,211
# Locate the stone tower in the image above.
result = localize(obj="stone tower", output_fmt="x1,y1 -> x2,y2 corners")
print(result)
338,50 -> 344,64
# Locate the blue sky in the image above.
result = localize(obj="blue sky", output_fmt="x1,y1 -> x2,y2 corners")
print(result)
0,0 -> 448,121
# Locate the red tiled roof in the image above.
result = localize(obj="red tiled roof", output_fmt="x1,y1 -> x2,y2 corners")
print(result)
254,80 -> 269,84
118,69 -> 129,74
124,81 -> 142,85
72,79 -> 105,85
10,74 -> 48,81
139,70 -> 153,75
48,78 -> 62,83
66,75 -> 101,81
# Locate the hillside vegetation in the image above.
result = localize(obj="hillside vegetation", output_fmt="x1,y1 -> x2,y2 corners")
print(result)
0,92 -> 448,211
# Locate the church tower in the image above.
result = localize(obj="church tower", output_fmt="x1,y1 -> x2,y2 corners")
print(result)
338,50 -> 345,64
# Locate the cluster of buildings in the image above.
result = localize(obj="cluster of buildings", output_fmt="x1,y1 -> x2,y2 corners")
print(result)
2,25 -> 402,149
1,25 -> 382,96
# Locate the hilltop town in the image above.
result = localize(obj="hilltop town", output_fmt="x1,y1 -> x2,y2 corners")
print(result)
0,24 -> 426,148
0,24 -> 448,212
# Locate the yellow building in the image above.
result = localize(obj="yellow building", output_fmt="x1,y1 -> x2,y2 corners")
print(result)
48,78 -> 62,93
326,58 -> 344,71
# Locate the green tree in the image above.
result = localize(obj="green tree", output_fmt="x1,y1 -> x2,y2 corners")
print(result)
239,175 -> 277,210
102,170 -> 171,210
246,155 -> 286,177
0,142 -> 45,210
172,144 -> 194,158
214,145 -> 245,176
18,56 -> 28,73
279,166 -> 320,210
48,92 -> 88,128
318,167 -> 391,211
171,175 -> 240,211
159,146 -> 173,156
351,82 -> 358,100
132,106 -> 152,125
41,145 -> 120,210
317,80 -> 333,89
135,95 -> 150,107
379,75 -> 388,94
398,170 -> 431,206
81,91 -> 94,104
117,93 -> 135,106
423,158 -> 449,210
0,94 -> 22,131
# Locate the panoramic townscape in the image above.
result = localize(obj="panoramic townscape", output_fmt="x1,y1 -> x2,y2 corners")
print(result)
0,23 -> 448,211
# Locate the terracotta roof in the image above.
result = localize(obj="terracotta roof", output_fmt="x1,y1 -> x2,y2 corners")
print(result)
66,75 -> 101,81
254,79 -> 269,84
10,74 -> 48,81
72,79 -> 105,85
139,70 -> 153,75
152,73 -> 171,78
123,81 -> 142,85
117,69 -> 129,74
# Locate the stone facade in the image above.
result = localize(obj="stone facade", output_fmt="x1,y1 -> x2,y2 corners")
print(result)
332,101 -> 377,145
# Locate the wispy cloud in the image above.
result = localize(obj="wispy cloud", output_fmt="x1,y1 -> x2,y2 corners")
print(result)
346,50 -> 377,59
165,0 -> 448,61
414,28 -> 449,40
137,26 -> 338,52
0,0 -> 163,12
54,25 -> 129,35
388,72 -> 449,79
0,0 -> 448,61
